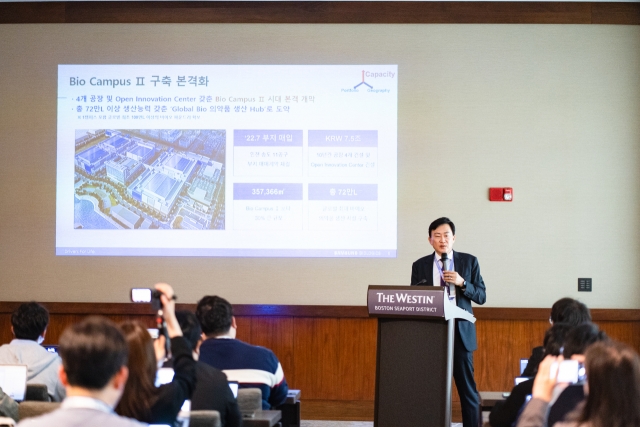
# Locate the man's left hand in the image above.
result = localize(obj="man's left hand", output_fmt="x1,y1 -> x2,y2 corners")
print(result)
443,271 -> 465,287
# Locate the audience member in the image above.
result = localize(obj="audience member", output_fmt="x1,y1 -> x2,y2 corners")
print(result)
517,340 -> 640,427
196,295 -> 289,409
489,323 -> 573,427
0,388 -> 18,422
547,323 -> 608,426
16,316 -> 146,427
562,323 -> 607,362
0,302 -> 65,401
115,283 -> 196,426
521,299 -> 591,377
171,310 -> 242,427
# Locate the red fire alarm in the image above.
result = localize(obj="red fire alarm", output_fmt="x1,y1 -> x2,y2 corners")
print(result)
489,187 -> 513,202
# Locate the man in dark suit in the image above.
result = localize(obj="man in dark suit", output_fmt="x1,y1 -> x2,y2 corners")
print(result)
174,310 -> 242,427
411,217 -> 486,427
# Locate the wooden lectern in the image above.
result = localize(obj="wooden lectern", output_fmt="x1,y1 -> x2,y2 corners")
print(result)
367,285 -> 476,427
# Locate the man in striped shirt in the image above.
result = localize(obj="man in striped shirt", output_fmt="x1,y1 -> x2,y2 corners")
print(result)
196,296 -> 288,410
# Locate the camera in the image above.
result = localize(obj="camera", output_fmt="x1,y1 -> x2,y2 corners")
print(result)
130,288 -> 162,311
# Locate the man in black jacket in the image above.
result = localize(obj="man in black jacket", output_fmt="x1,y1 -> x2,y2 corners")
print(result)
175,311 -> 242,427
521,298 -> 591,378
489,323 -> 572,427
411,217 -> 486,427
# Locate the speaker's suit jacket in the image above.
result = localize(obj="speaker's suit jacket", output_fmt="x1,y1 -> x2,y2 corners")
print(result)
411,250 -> 486,351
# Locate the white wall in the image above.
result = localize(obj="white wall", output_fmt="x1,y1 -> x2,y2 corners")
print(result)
0,24 -> 638,307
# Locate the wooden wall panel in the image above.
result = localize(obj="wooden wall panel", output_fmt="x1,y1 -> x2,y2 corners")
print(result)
233,316 -> 252,342
247,316 -> 295,385
0,314 -> 12,345
597,321 -> 640,350
337,318 -> 377,401
1,2 -> 639,25
292,318 -> 341,398
592,2 -> 640,24
475,319 -> 549,392
0,2 -> 65,23
42,314 -> 157,344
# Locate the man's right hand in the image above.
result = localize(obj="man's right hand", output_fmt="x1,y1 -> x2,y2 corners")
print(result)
532,355 -> 562,402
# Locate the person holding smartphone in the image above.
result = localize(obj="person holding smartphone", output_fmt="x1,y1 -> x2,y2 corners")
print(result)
516,340 -> 640,427
116,283 -> 196,425
547,323 -> 608,426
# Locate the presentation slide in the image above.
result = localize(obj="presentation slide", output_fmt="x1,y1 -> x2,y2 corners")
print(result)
56,65 -> 397,257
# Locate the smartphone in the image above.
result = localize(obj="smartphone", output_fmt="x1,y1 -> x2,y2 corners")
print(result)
131,288 -> 161,310
131,288 -> 152,303
550,360 -> 585,383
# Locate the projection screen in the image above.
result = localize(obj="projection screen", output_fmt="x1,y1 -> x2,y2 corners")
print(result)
57,64 -> 398,257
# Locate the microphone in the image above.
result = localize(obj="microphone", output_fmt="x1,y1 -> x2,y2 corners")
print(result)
441,253 -> 455,297
413,278 -> 428,286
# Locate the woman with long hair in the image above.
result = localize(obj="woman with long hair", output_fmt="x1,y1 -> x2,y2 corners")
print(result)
517,339 -> 640,427
115,283 -> 196,425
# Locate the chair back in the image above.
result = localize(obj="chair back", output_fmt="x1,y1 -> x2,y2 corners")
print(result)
18,401 -> 60,421
189,410 -> 221,427
25,384 -> 50,402
237,388 -> 262,412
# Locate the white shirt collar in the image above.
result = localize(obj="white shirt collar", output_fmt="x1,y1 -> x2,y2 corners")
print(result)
62,396 -> 114,414
10,339 -> 40,346
213,335 -> 234,339
433,250 -> 454,262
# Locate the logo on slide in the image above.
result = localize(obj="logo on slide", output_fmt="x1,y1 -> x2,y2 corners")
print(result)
354,70 -> 373,90
341,69 -> 395,94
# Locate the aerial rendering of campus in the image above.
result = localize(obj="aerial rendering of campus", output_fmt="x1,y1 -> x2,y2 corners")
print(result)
74,129 -> 226,230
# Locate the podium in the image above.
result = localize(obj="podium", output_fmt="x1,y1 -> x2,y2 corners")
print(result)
367,285 -> 476,427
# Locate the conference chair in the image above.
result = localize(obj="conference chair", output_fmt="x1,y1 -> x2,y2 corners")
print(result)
17,402 -> 60,421
237,388 -> 285,427
189,410 -> 222,427
237,388 -> 262,414
24,384 -> 50,402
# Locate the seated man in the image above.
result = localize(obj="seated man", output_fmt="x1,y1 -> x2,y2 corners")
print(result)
547,322 -> 608,426
196,296 -> 289,410
172,311 -> 241,427
17,316 -> 146,427
489,323 -> 572,427
0,302 -> 65,401
521,298 -> 591,377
